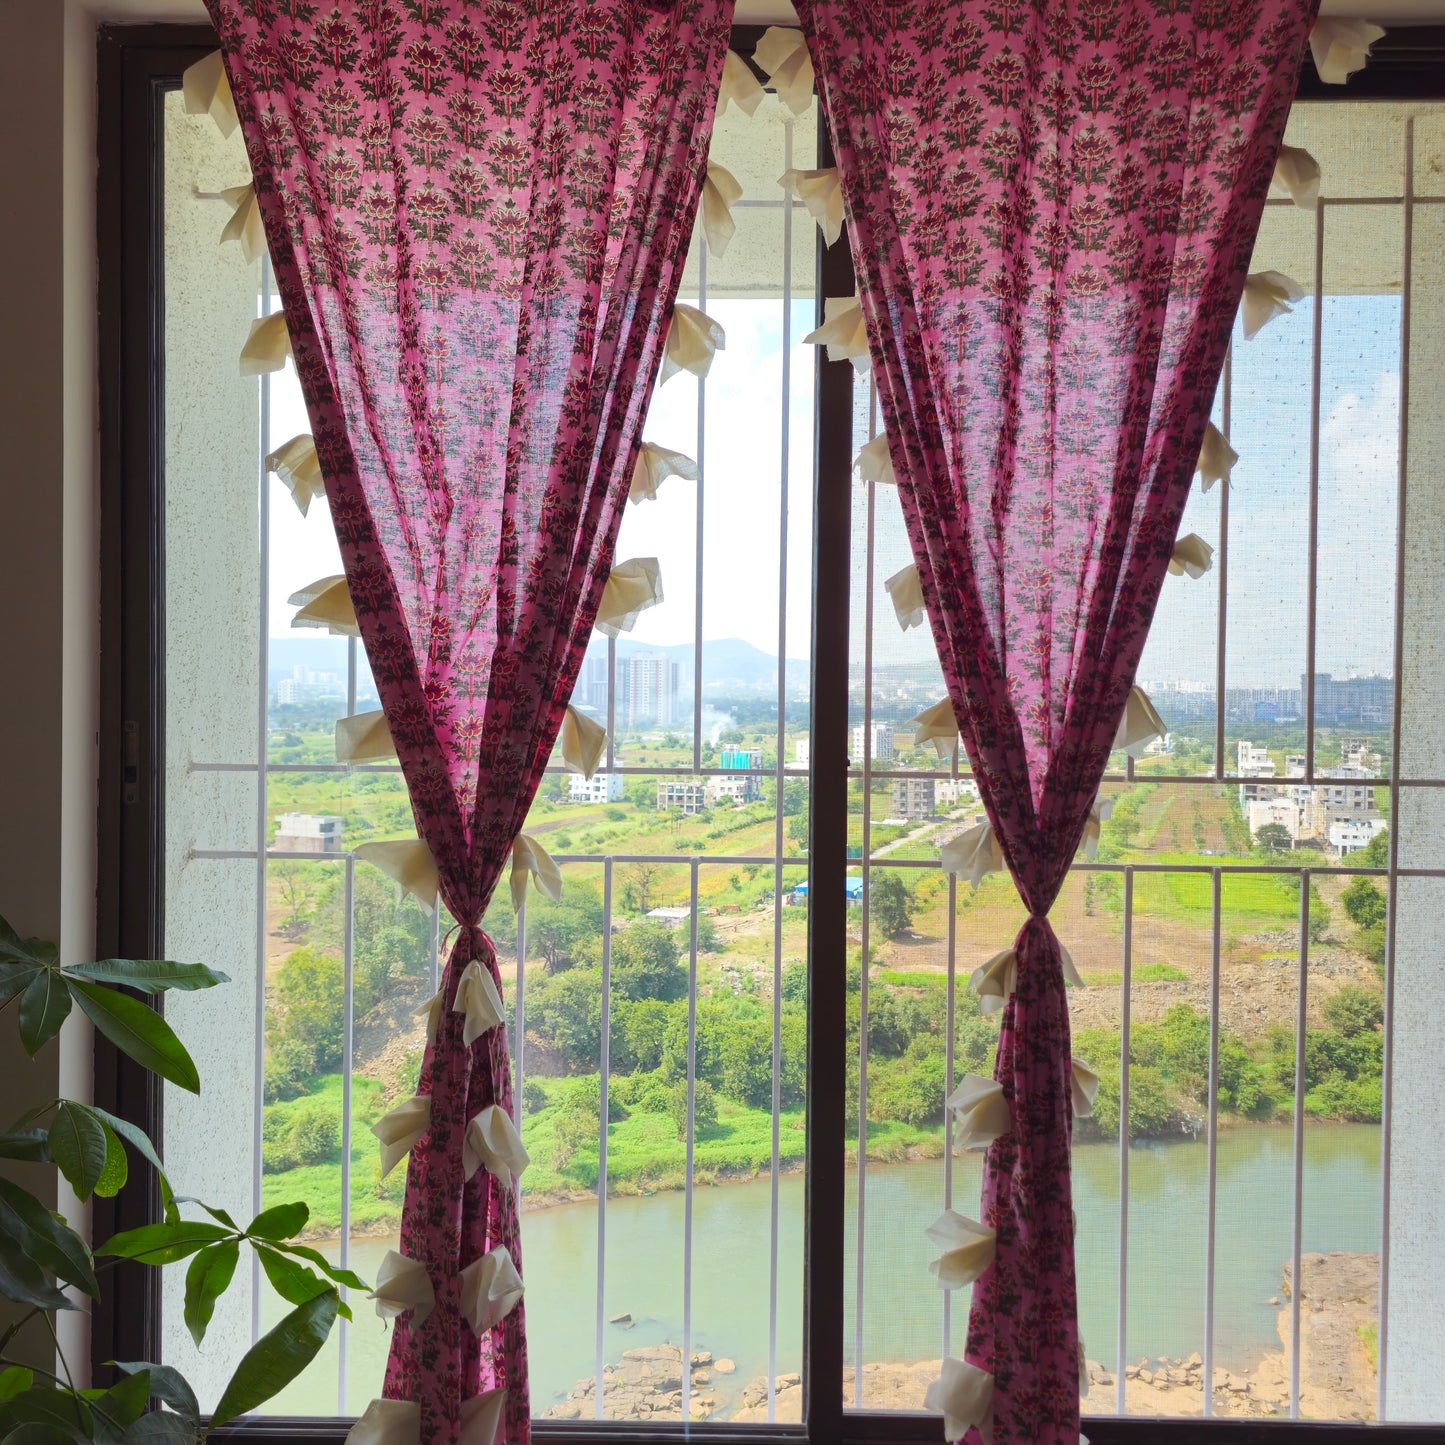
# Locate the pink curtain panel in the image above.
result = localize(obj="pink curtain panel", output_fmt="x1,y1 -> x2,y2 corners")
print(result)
206,2 -> 736,1439
794,2 -> 1318,1441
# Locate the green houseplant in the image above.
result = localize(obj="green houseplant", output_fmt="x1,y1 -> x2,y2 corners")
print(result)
0,912 -> 365,1441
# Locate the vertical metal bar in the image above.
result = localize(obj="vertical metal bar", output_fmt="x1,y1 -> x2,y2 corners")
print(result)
595,859 -> 614,1422
1215,349 -> 1232,780
682,859 -> 701,1420
251,260 -> 274,1347
347,636 -> 357,719
513,901 -> 526,1131
693,248 -> 708,775
1203,869 -> 1222,1416
337,855 -> 355,1414
606,634 -> 617,771
429,904 -> 440,993
1377,116 -> 1415,1422
767,112 -> 796,1426
942,874 -> 957,1360
1303,203 -> 1325,782
1289,872 -> 1311,1417
852,461 -> 877,1410
1115,867 -> 1134,1413
804,113 -> 853,1442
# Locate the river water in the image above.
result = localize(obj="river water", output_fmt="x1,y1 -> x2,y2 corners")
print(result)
268,1123 -> 1382,1417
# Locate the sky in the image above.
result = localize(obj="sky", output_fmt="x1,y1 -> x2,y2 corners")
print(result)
264,292 -> 1402,693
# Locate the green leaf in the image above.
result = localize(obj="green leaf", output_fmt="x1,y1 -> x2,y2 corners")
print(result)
0,1234 -> 75,1311
17,973 -> 71,1058
182,1241 -> 239,1347
0,1131 -> 50,1164
47,1103 -> 108,1203
172,1197 -> 236,1231
92,1124 -> 128,1200
253,1246 -> 351,1323
0,1372 -> 32,1404
0,918 -> 48,967
208,1289 -> 339,1432
79,1107 -> 165,1186
66,983 -> 199,1095
0,1180 -> 97,1297
2,1422 -> 86,1445
61,960 -> 229,994
0,1384 -> 90,1440
119,1413 -> 198,1444
108,1365 -> 196,1423
273,1242 -> 367,1292
97,1220 -> 230,1267
87,1372 -> 150,1444
0,966 -> 43,1008
246,1201 -> 308,1241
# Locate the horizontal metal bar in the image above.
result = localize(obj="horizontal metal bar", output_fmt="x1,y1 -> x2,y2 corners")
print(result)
191,760 -> 816,779
189,848 -> 808,867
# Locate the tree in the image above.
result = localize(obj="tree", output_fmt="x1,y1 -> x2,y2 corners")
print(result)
623,861 -> 664,916
1323,983 -> 1384,1037
1359,827 -> 1390,868
667,1078 -> 717,1139
871,873 -> 914,939
611,921 -> 688,1002
528,967 -> 604,1072
274,861 -> 317,937
271,947 -> 345,1075
529,881 -> 606,972
1341,876 -> 1387,931
1254,822 -> 1293,853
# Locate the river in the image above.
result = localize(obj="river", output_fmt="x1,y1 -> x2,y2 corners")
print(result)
265,1123 -> 1382,1418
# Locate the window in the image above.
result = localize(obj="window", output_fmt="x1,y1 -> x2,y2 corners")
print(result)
97,21 -> 1445,1443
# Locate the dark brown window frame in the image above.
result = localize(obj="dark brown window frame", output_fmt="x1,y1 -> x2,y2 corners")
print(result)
94,19 -> 1445,1445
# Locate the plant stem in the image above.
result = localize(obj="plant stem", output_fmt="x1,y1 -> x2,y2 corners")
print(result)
43,1311 -> 75,1394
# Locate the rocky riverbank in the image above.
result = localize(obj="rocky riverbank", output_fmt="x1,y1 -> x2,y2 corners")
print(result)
540,1252 -> 1378,1425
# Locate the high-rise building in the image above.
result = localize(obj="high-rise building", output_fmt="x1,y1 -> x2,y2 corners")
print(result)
1303,672 -> 1393,726
623,652 -> 680,727
578,653 -> 609,712
891,777 -> 936,820
851,722 -> 895,764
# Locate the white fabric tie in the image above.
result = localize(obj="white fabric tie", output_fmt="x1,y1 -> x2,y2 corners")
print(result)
926,1209 -> 997,1290
354,839 -> 440,914
371,1095 -> 430,1179
510,833 -> 563,913
459,1246 -> 525,1334
462,1104 -> 530,1190
453,960 -> 504,1047
946,1074 -> 1010,1150
368,1249 -> 434,1329
924,1358 -> 993,1443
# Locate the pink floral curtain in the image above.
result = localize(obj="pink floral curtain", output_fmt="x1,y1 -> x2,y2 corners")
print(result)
205,2 -> 734,1440
794,3 -> 1317,1441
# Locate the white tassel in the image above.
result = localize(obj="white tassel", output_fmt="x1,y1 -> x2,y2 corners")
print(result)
367,1250 -> 434,1329
595,557 -> 663,637
510,833 -> 563,913
925,1209 -> 997,1290
701,162 -> 743,257
718,50 -> 765,117
459,1389 -> 507,1445
854,431 -> 896,485
1169,533 -> 1214,579
182,51 -> 238,139
754,26 -> 813,115
629,442 -> 699,505
371,1096 -> 430,1179
924,1358 -> 993,1443
945,1074 -> 1010,1150
661,305 -> 725,384
1241,270 -> 1305,340
941,820 -> 1005,890
778,166 -> 844,247
907,698 -> 959,759
1072,1058 -> 1101,1118
459,1247 -> 524,1334
559,704 -> 607,779
1114,686 -> 1167,759
240,310 -> 292,376
1195,422 -> 1238,492
353,839 -> 440,914
462,1105 -> 530,1190
1309,18 -> 1385,84
288,575 -> 358,636
969,948 -> 1017,1015
335,711 -> 396,765
453,960 -> 504,1047
217,183 -> 266,263
803,293 -> 870,372
884,563 -> 927,632
345,1399 -> 420,1445
1272,145 -> 1320,210
266,434 -> 325,516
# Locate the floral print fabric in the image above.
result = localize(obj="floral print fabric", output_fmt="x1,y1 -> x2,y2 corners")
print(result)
794,2 -> 1317,1441
205,2 -> 734,1439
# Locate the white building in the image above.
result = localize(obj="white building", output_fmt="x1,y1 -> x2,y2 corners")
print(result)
1237,739 -> 1279,810
1248,797 -> 1301,844
852,722 -> 895,764
273,813 -> 344,853
1330,816 -> 1389,855
623,651 -> 680,727
935,778 -> 980,808
657,780 -> 708,815
568,772 -> 624,804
